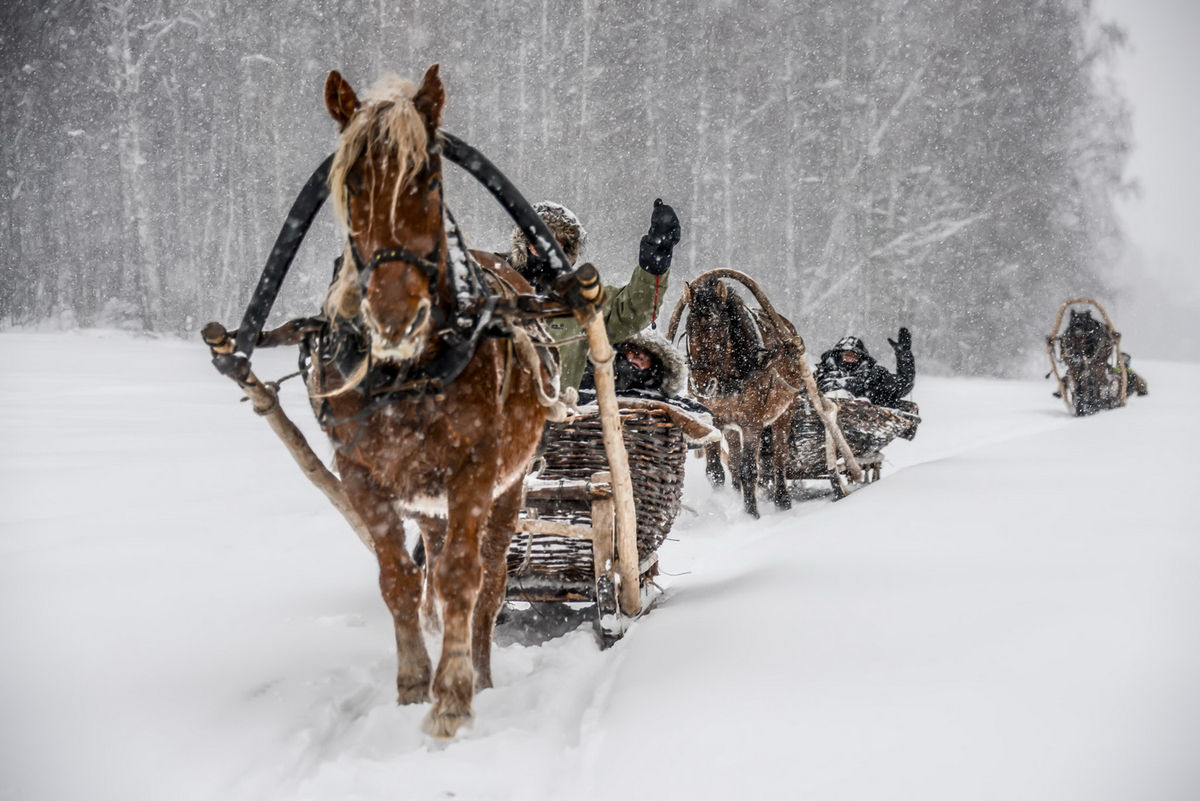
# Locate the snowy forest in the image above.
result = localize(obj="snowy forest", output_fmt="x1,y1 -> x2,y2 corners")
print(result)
2,0 -> 1130,375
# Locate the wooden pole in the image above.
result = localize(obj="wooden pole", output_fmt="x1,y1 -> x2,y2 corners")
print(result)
1047,299 -> 1076,413
559,264 -> 640,617
202,323 -> 375,553
580,313 -> 641,616
588,471 -> 618,599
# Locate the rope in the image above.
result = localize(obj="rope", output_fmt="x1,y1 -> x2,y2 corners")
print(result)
308,353 -> 370,399
770,365 -> 803,396
651,275 -> 661,330
510,326 -> 565,413
240,369 -> 306,411
498,338 -> 515,405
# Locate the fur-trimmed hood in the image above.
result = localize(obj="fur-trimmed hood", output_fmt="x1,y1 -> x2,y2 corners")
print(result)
823,335 -> 872,362
620,328 -> 688,398
819,335 -> 879,371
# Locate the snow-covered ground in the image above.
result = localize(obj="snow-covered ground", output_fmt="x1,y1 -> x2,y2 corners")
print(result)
2,330 -> 1197,801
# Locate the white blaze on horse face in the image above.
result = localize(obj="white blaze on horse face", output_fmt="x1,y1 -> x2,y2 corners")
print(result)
364,296 -> 432,362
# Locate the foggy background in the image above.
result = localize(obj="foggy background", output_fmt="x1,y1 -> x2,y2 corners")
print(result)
2,0 -> 1168,376
1093,0 -> 1200,364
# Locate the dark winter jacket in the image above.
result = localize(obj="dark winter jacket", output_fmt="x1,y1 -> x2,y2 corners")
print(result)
815,335 -> 915,407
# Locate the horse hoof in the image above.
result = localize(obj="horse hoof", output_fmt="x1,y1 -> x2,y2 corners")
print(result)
397,679 -> 431,705
421,707 -> 473,740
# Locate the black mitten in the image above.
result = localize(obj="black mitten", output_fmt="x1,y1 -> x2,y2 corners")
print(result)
888,327 -> 912,352
638,198 -> 680,276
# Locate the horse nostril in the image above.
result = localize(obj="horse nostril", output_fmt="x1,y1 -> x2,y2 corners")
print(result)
407,302 -> 429,338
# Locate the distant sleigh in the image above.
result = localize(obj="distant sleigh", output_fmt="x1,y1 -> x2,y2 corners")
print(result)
1046,298 -> 1147,416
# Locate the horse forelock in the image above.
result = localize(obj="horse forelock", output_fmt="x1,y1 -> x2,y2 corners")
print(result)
329,76 -> 430,235
323,241 -> 361,322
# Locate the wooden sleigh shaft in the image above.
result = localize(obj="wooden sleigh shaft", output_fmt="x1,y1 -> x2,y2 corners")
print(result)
202,287 -> 643,616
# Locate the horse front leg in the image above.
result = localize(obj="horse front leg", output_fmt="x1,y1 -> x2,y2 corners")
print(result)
338,460 -> 431,704
423,461 -> 493,739
416,516 -> 445,634
471,480 -> 522,691
770,417 -> 792,510
725,426 -> 744,493
738,425 -> 760,518
704,442 -> 726,487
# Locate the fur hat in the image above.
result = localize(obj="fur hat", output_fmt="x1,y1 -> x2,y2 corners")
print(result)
510,201 -> 588,269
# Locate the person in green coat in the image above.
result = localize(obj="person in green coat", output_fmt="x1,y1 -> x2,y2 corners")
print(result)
508,199 -> 681,391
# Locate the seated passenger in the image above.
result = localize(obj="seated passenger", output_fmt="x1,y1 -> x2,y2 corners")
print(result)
815,328 -> 915,408
579,328 -> 717,449
581,329 -> 687,399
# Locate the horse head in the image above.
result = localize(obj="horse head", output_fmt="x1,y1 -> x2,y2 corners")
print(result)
685,279 -> 730,371
324,66 -> 447,364
685,277 -> 764,393
1062,308 -> 1110,363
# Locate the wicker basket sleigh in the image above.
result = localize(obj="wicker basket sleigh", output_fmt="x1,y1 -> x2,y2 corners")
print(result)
508,398 -> 716,604
784,395 -> 920,489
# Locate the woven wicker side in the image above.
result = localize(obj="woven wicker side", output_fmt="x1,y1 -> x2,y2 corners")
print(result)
507,405 -> 687,598
787,397 -> 919,476
539,406 -> 686,557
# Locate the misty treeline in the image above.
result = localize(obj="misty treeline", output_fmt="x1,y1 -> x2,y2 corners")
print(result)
2,0 -> 1128,375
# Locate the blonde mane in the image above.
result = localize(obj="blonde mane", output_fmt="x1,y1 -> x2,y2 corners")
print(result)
326,76 -> 430,321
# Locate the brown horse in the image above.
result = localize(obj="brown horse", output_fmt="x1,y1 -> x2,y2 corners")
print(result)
669,270 -> 804,517
314,66 -> 552,738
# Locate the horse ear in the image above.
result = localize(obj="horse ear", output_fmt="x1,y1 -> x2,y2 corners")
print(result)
716,282 -> 728,301
413,63 -> 445,129
325,70 -> 359,130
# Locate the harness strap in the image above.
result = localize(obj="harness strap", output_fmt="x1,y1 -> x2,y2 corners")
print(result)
235,154 -> 334,358
349,240 -> 441,286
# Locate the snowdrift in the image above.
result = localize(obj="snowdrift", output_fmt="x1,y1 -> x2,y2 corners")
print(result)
1,331 -> 1197,801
